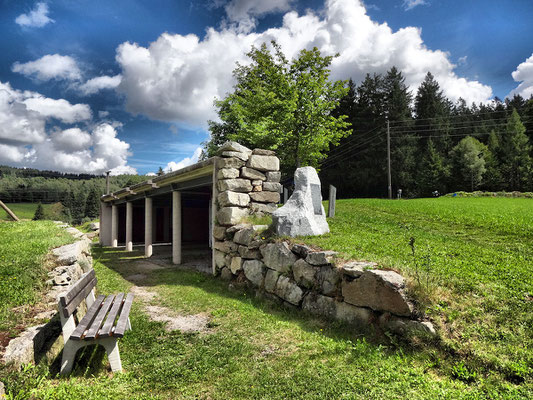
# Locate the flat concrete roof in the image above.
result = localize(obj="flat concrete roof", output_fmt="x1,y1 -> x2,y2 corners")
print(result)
101,157 -> 215,203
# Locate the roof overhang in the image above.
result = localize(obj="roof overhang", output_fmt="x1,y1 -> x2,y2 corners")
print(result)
101,157 -> 215,204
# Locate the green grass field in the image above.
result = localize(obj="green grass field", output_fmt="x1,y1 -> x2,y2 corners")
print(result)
304,197 -> 533,387
0,203 -> 52,221
0,221 -> 73,333
0,198 -> 531,399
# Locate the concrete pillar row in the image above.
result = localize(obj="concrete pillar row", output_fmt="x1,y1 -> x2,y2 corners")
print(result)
125,201 -> 133,252
145,197 -> 153,257
111,204 -> 118,248
172,191 -> 182,265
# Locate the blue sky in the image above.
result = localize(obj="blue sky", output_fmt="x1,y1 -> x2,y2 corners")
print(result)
1,0 -> 532,175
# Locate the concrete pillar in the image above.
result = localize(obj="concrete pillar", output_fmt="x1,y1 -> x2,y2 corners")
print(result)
99,201 -> 112,246
111,204 -> 118,248
145,197 -> 153,257
125,202 -> 133,251
172,191 -> 182,264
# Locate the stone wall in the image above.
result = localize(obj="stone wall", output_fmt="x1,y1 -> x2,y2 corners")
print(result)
213,143 -> 435,338
2,223 -> 94,368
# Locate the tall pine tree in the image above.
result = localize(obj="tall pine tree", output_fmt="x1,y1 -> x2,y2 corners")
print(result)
500,109 -> 531,191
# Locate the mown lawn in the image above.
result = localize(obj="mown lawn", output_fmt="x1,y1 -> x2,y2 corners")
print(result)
0,198 -> 531,399
0,203 -> 52,221
304,197 -> 533,388
0,221 -> 73,333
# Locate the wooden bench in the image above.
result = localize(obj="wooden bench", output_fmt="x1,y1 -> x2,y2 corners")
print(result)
58,269 -> 133,374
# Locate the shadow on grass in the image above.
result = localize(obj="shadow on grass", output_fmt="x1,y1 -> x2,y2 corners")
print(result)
91,245 -> 440,356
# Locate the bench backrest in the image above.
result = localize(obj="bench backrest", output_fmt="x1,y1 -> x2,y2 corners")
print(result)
58,269 -> 97,318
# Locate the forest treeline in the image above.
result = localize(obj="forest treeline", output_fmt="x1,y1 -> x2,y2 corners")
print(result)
0,168 -> 147,223
322,69 -> 533,198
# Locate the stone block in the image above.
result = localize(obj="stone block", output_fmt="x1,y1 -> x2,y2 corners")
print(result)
317,266 -> 341,296
266,171 -> 281,182
262,182 -> 281,192
243,260 -> 265,287
241,167 -> 266,181
342,269 -> 413,317
217,207 -> 249,226
52,240 -> 89,266
306,251 -> 338,266
218,191 -> 250,207
238,245 -> 261,259
335,302 -> 372,326
291,244 -> 312,258
378,313 -> 436,338
252,185 -> 262,192
220,267 -> 233,281
250,191 -> 280,203
213,240 -> 239,254
230,256 -> 243,274
250,202 -> 277,215
264,269 -> 280,293
219,141 -> 252,155
272,167 -> 329,237
247,155 -> 280,172
213,226 -> 227,241
214,250 -> 226,268
217,168 -> 240,179
292,259 -> 318,289
275,276 -> 304,305
221,151 -> 249,161
252,180 -> 263,186
226,224 -> 249,234
303,293 -> 336,319
253,148 -> 275,156
88,222 -> 99,231
341,261 -> 377,278
233,227 -> 255,246
218,179 -> 253,193
261,242 -> 298,274
216,157 -> 245,169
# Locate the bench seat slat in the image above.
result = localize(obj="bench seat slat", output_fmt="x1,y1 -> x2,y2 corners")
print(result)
84,295 -> 115,340
59,270 -> 96,308
98,293 -> 125,338
70,295 -> 106,341
60,277 -> 98,318
114,293 -> 134,338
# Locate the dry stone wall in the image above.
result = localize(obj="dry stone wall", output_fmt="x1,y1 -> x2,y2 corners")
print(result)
213,142 -> 435,338
2,223 -> 94,368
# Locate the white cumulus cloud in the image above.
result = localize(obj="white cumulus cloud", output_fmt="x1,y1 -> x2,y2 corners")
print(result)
164,147 -> 203,172
23,96 -> 92,123
78,75 -> 122,95
224,0 -> 294,31
403,0 -> 427,11
115,0 -> 492,128
12,54 -> 82,81
15,2 -> 54,28
0,81 -> 135,175
509,53 -> 533,99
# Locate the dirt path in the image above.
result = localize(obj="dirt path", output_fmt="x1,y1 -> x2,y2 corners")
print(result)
126,260 -> 210,333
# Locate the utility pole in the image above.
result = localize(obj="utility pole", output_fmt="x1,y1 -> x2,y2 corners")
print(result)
105,171 -> 111,195
387,120 -> 392,199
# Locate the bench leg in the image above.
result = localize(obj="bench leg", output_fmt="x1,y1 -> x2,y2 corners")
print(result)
60,340 -> 81,375
102,338 -> 122,372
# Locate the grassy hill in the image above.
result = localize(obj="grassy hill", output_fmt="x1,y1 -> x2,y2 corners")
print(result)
303,197 -> 533,386
0,203 -> 52,221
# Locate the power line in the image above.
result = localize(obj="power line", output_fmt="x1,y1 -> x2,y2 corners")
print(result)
387,109 -> 510,126
322,130 -> 385,166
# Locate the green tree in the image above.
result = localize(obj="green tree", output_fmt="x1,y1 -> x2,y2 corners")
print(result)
207,41 -> 350,173
84,187 -> 100,220
451,136 -> 487,191
483,131 -> 503,190
418,139 -> 450,195
157,167 -> 164,176
32,203 -> 45,220
500,109 -> 532,191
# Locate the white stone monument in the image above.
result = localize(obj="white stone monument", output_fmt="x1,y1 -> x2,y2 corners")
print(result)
272,166 -> 329,237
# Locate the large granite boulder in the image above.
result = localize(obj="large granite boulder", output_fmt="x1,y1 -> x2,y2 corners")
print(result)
342,269 -> 413,317
272,167 -> 329,237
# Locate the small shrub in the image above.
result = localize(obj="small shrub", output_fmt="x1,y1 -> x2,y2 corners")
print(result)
32,203 -> 45,221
